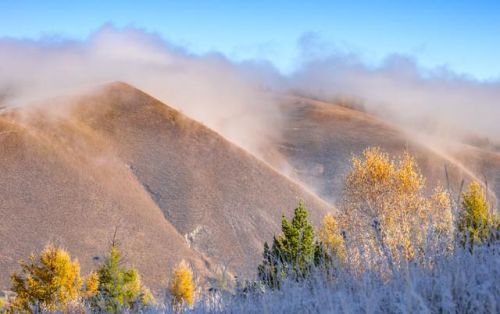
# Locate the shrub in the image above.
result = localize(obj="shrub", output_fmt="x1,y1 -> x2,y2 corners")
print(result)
457,181 -> 499,248
216,242 -> 500,314
339,147 -> 453,269
90,245 -> 154,313
317,213 -> 346,262
170,260 -> 195,312
9,244 -> 86,313
0,297 -> 6,314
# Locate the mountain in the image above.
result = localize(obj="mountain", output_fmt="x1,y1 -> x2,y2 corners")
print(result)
0,83 -> 330,290
266,96 -> 500,205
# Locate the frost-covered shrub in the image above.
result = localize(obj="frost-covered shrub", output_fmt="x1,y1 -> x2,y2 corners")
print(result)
178,239 -> 499,314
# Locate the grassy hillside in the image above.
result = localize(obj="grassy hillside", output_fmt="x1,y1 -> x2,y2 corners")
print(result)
0,83 -> 330,290
269,96 -> 499,205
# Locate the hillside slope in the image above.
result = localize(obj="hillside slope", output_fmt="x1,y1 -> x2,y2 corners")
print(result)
0,83 -> 330,290
268,96 -> 499,205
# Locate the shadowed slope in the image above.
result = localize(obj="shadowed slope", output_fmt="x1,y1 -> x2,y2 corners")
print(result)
0,83 -> 330,290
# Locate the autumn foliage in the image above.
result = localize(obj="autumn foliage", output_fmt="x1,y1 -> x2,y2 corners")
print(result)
317,214 -> 346,262
338,147 -> 453,267
9,244 -> 96,313
169,260 -> 195,312
458,181 -> 499,248
2,147 -> 499,313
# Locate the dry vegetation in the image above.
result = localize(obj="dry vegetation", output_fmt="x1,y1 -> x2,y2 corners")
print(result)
0,83 -> 329,291
0,83 -> 499,313
271,96 -> 500,207
1,147 -> 498,313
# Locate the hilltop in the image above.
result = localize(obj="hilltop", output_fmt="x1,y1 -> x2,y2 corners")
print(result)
0,83 -> 330,290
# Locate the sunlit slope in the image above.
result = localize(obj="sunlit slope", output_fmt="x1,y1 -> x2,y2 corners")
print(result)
0,113 -> 203,290
0,83 -> 330,290
271,97 -> 497,204
70,83 -> 330,275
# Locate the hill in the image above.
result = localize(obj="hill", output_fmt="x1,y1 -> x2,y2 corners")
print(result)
266,96 -> 500,205
0,83 -> 330,290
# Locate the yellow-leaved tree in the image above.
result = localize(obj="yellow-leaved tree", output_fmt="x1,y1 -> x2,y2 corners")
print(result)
317,214 -> 346,262
169,260 -> 195,312
0,297 -> 6,314
339,147 -> 453,269
457,181 -> 499,248
9,244 -> 98,313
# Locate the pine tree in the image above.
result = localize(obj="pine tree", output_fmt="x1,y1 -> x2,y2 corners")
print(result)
169,260 -> 195,312
257,240 -> 284,289
9,244 -> 84,313
90,245 -> 154,313
258,201 -> 322,288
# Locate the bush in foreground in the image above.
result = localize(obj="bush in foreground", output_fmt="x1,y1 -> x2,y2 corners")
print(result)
8,244 -> 96,313
89,245 -> 154,313
169,260 -> 195,312
339,147 -> 454,270
458,180 -> 499,248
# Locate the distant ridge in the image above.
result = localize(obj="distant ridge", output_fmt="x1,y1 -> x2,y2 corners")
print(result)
267,96 -> 500,205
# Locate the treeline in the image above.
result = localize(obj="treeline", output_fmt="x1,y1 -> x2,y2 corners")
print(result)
257,147 -> 499,289
0,242 -> 194,313
1,147 -> 499,313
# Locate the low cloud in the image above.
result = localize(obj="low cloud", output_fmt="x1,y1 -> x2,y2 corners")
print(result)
290,38 -> 500,140
1,26 -> 499,159
0,25 -> 283,156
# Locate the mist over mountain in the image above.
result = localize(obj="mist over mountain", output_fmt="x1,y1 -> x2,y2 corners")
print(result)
1,22 -> 500,305
1,26 -> 499,161
0,82 -> 329,289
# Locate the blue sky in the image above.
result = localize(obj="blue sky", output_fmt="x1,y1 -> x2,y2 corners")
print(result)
0,1 -> 499,80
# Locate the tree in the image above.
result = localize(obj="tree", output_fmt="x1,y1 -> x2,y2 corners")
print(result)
0,297 -> 6,314
169,260 -> 195,312
83,271 -> 100,298
90,245 -> 154,313
457,181 -> 497,248
9,244 -> 88,313
339,147 -> 453,268
258,201 -> 323,288
257,239 -> 284,289
317,214 -> 346,262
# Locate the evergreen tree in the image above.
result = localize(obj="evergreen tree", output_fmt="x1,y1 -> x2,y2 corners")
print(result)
257,240 -> 284,289
258,201 -> 323,288
90,245 -> 154,313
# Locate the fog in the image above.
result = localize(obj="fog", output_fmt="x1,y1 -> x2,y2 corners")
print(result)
1,25 -> 499,158
291,52 -> 500,141
0,26 -> 283,157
